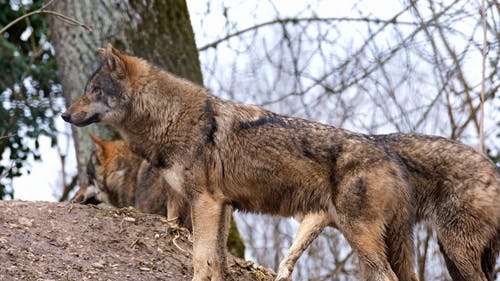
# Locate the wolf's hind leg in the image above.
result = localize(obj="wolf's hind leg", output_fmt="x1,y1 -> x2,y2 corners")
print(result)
437,229 -> 487,281
191,192 -> 231,281
437,239 -> 467,281
384,212 -> 418,281
275,212 -> 329,281
339,221 -> 398,281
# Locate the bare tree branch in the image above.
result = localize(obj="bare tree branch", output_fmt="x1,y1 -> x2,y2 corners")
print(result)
198,15 -> 420,52
479,0 -> 487,152
0,0 -> 92,35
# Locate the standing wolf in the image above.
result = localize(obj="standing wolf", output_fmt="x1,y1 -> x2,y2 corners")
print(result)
62,44 -> 418,281
275,135 -> 500,281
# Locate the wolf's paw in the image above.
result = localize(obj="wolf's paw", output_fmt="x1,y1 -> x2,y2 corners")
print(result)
275,267 -> 292,281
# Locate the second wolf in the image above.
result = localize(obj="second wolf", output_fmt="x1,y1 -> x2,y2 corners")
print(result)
71,135 -> 246,258
70,134 -> 192,229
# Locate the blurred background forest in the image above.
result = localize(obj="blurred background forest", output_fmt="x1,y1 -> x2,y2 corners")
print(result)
1,0 -> 499,280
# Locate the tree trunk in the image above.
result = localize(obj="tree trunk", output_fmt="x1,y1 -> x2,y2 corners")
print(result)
48,0 -> 203,183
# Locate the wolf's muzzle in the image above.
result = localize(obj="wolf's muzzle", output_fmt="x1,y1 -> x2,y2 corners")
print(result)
61,111 -> 71,122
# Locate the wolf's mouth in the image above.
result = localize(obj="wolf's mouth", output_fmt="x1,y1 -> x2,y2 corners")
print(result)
72,114 -> 101,127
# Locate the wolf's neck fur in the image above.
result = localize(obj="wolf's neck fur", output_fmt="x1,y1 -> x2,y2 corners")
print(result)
117,62 -> 213,167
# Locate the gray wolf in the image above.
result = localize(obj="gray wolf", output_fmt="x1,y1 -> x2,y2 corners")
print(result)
276,135 -> 500,281
62,44 -> 418,281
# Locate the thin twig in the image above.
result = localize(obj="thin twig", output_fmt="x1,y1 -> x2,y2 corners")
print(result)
479,0 -> 487,153
130,237 -> 140,248
166,216 -> 180,225
119,217 -> 126,233
0,162 -> 16,181
43,10 -> 93,31
42,0 -> 57,10
198,16 -> 419,52
66,202 -> 75,213
172,232 -> 188,253
0,1 -> 92,35
0,134 -> 17,141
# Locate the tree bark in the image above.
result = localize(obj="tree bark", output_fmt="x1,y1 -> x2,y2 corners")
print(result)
48,0 -> 203,183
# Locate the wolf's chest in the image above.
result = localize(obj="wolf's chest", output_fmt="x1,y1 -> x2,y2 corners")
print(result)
161,163 -> 185,195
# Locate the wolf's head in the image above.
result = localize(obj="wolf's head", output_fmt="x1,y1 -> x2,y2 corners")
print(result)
70,134 -> 141,207
61,44 -> 137,127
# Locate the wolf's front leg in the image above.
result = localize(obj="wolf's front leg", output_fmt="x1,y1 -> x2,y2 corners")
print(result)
276,212 -> 329,281
166,194 -> 181,225
191,192 -> 230,281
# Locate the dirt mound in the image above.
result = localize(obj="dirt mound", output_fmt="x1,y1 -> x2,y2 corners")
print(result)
0,201 -> 274,281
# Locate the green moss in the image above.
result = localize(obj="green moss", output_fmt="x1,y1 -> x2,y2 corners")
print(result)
227,214 -> 245,259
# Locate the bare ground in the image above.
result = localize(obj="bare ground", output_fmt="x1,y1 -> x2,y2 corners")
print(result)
0,200 -> 275,281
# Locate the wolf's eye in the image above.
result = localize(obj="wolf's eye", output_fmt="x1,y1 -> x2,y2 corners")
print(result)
93,87 -> 102,97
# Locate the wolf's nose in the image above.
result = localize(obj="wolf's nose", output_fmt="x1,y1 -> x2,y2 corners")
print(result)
61,111 -> 71,122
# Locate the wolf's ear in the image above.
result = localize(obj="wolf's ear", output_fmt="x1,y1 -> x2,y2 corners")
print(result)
89,133 -> 106,154
89,133 -> 106,159
97,48 -> 106,57
89,133 -> 104,145
99,43 -> 127,78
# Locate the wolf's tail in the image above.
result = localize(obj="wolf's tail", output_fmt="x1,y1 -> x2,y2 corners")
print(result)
481,224 -> 500,281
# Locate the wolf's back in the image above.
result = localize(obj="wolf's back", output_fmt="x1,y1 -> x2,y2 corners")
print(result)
374,133 -> 499,207
374,133 -> 498,194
